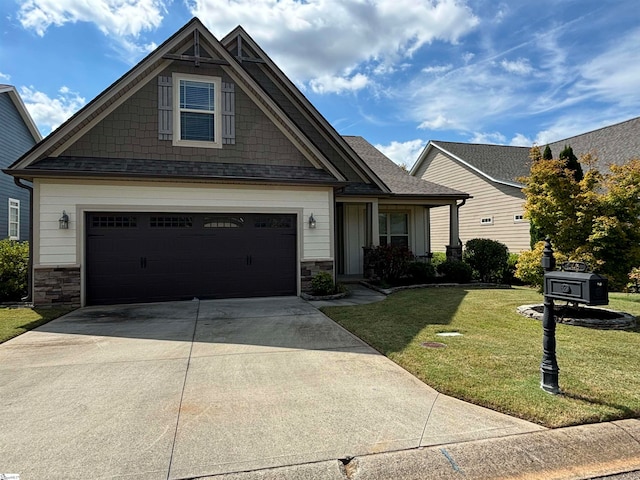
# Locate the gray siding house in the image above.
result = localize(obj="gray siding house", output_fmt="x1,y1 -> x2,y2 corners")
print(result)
411,116 -> 640,253
5,18 -> 468,307
0,85 -> 41,241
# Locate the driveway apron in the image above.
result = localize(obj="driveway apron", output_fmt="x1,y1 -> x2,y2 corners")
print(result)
0,297 -> 543,479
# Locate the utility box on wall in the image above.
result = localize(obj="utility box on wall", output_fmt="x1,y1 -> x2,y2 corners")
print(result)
544,270 -> 608,306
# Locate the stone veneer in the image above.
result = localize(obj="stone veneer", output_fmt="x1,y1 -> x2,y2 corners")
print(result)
33,266 -> 81,307
300,260 -> 334,293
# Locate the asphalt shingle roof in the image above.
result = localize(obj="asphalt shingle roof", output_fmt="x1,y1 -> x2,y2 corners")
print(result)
343,136 -> 469,197
26,157 -> 340,183
547,116 -> 640,168
430,141 -> 532,185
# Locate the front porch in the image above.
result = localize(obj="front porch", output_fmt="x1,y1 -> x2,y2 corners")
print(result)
335,197 -> 465,276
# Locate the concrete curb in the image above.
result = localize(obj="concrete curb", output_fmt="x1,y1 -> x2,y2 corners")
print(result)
197,420 -> 640,480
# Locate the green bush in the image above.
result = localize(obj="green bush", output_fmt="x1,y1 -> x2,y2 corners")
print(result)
367,244 -> 415,283
437,259 -> 473,283
311,271 -> 336,296
515,242 -> 568,291
0,240 -> 29,302
407,261 -> 436,283
463,238 -> 509,283
504,253 -> 521,284
431,252 -> 446,266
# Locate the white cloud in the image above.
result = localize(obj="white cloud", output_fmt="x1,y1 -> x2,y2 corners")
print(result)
575,28 -> 640,107
20,85 -> 85,134
500,58 -> 533,75
510,133 -> 533,147
189,0 -> 479,90
470,131 -> 506,144
309,73 -> 369,94
0,72 -> 11,81
374,139 -> 425,166
421,64 -> 452,75
17,0 -> 166,60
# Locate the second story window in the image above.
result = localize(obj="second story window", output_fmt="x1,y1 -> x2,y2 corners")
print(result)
173,73 -> 222,148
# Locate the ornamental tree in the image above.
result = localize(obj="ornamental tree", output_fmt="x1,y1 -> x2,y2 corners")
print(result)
520,152 -> 640,289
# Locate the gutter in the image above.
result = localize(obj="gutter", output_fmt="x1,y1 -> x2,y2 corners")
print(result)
13,177 -> 33,303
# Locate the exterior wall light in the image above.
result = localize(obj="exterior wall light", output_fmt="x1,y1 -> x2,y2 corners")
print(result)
308,213 -> 316,229
59,210 -> 69,229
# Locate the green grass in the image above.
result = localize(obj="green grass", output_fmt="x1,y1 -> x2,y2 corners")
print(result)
0,307 -> 75,343
322,286 -> 640,428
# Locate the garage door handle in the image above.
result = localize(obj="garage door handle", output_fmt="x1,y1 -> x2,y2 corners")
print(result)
140,257 -> 147,268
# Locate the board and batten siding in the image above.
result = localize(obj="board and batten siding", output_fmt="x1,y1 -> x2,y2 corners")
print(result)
34,179 -> 333,267
342,203 -> 429,275
416,150 -> 531,253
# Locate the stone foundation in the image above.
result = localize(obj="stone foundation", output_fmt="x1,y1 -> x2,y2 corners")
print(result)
300,260 -> 334,293
33,266 -> 81,307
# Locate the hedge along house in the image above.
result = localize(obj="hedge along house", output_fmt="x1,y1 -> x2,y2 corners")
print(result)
5,18 -> 469,307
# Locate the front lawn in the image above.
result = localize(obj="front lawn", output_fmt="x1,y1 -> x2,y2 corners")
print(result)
322,286 -> 640,428
0,307 -> 75,344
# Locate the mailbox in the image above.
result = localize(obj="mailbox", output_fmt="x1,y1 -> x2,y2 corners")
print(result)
544,270 -> 608,305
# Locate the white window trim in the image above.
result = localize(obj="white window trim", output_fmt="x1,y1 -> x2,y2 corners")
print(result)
8,198 -> 20,240
480,216 -> 493,225
379,211 -> 410,247
513,214 -> 525,223
172,73 -> 222,149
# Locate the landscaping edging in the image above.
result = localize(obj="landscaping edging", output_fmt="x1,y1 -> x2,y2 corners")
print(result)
300,291 -> 350,301
517,304 -> 637,330
361,281 -> 512,295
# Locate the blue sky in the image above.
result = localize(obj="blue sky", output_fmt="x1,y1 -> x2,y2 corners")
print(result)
1,0 -> 639,166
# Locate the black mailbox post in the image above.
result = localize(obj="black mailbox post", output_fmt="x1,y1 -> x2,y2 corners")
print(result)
539,240 -> 609,394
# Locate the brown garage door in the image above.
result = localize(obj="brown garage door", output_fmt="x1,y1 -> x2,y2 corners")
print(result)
86,213 -> 297,305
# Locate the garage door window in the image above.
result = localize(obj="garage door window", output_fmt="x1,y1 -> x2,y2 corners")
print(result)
150,216 -> 193,228
254,216 -> 294,228
91,215 -> 138,228
204,216 -> 245,228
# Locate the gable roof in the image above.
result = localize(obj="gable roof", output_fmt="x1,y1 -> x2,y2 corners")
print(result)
411,116 -> 640,188
0,84 -> 42,143
344,136 -> 469,198
547,116 -> 640,167
412,141 -> 530,188
6,18 -> 379,188
220,26 -> 389,193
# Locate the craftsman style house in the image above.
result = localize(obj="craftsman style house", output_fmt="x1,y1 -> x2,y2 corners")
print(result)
5,18 -> 468,307
411,117 -> 640,253
1,85 -> 41,242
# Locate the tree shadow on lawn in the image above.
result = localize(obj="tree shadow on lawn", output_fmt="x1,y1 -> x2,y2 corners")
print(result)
325,287 -> 469,355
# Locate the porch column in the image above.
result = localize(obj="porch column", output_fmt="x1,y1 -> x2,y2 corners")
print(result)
424,207 -> 431,256
365,200 -> 380,247
446,201 -> 463,261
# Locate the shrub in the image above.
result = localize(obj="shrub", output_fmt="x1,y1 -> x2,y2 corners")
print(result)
463,238 -> 509,283
515,242 -> 568,291
311,271 -> 337,296
407,261 -> 436,284
0,240 -> 29,302
437,259 -> 473,283
367,244 -> 415,284
430,252 -> 446,267
504,253 -> 520,285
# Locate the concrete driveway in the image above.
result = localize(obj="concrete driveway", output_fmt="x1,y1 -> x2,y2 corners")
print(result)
0,297 -> 544,479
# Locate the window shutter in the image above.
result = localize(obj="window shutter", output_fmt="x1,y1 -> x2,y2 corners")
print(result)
222,82 -> 235,145
158,76 -> 173,140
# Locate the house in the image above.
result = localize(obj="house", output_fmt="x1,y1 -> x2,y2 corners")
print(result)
5,18 -> 469,307
410,116 -> 640,254
0,85 -> 41,242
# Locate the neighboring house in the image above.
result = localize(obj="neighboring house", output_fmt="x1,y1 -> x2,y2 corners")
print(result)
5,18 -> 468,307
411,116 -> 640,254
0,85 -> 41,241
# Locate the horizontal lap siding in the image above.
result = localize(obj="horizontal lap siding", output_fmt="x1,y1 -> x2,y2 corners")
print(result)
36,180 -> 332,265
419,151 -> 531,253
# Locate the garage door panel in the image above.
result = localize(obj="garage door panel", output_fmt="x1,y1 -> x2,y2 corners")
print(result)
86,213 -> 297,305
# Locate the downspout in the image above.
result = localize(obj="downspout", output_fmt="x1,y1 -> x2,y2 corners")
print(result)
456,198 -> 467,246
13,177 -> 33,303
